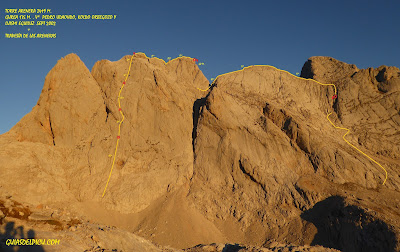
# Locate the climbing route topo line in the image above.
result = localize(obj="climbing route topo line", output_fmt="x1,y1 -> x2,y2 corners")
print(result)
326,112 -> 388,185
102,53 -> 388,198
102,52 -> 135,198
197,64 -> 387,185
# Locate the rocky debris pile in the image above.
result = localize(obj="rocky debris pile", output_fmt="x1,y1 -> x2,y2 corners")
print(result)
0,195 -> 169,252
0,53 -> 399,251
185,243 -> 340,252
1,196 -> 340,252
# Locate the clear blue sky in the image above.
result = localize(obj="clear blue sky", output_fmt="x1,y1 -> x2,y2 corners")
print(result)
1,0 -> 399,134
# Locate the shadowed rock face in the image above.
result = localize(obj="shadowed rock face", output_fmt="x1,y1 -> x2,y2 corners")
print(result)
301,196 -> 397,252
0,54 -> 399,251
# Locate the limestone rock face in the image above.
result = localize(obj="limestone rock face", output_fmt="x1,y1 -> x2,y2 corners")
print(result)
302,57 -> 400,161
9,53 -> 106,146
0,54 -> 399,251
188,59 -> 400,249
0,53 -> 207,214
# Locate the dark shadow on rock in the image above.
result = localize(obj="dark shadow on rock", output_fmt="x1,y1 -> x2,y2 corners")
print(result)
300,59 -> 314,79
222,243 -> 246,252
192,97 -> 206,154
301,196 -> 397,252
0,222 -> 45,252
192,81 -> 217,158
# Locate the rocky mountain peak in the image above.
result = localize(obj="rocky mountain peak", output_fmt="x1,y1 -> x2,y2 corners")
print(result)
1,54 -> 399,251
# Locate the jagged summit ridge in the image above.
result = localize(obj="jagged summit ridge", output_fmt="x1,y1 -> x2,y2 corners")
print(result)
0,54 -> 399,251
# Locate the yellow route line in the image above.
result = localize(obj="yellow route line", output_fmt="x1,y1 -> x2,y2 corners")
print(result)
197,87 -> 211,92
102,53 -> 135,198
131,53 -> 339,95
196,65 -> 337,94
196,64 -> 387,185
326,112 -> 388,185
101,52 -> 387,194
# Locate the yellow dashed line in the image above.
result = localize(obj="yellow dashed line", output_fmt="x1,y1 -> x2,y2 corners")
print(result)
102,53 -> 135,198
